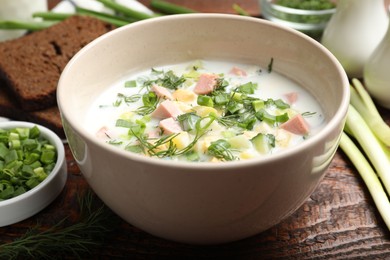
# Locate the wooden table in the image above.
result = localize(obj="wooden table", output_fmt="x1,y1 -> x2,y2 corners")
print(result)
2,0 -> 390,258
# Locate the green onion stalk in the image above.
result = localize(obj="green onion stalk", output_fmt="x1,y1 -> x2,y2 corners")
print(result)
340,132 -> 390,230
150,0 -> 197,14
340,78 -> 390,231
232,4 -> 250,16
96,0 -> 159,20
0,20 -> 57,31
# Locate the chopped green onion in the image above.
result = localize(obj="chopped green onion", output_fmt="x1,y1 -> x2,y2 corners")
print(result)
256,109 -> 276,124
226,100 -> 243,114
275,113 -> 289,123
184,151 -> 200,161
177,113 -> 200,132
115,119 -> 133,128
273,99 -> 290,109
29,126 -> 40,139
252,100 -> 265,112
213,92 -> 230,105
0,126 -> 57,201
237,82 -> 257,94
142,92 -> 158,106
125,80 -> 137,88
197,95 -> 214,107
238,115 -> 257,130
40,149 -> 56,165
125,144 -> 143,153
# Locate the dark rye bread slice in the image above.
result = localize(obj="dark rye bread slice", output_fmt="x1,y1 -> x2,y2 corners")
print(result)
0,86 -> 65,138
0,15 -> 116,111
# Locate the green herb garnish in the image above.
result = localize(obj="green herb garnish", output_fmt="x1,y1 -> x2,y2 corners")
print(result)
177,112 -> 200,132
237,82 -> 258,94
134,92 -> 158,116
0,190 -> 116,259
141,69 -> 186,90
207,139 -> 237,161
0,126 -> 56,201
131,115 -> 215,159
275,0 -> 336,11
197,95 -> 214,107
267,57 -> 274,73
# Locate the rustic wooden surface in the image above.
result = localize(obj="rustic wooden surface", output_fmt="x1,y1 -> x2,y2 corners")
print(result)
2,0 -> 390,259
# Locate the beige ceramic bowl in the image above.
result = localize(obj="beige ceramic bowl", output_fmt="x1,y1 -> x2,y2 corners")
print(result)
57,14 -> 349,244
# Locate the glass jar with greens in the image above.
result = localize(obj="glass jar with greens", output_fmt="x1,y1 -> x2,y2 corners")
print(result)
260,0 -> 336,39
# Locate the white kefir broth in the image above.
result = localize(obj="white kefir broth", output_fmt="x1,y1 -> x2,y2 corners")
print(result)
86,60 -> 325,162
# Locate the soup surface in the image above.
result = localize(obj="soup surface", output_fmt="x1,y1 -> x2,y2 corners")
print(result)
86,60 -> 325,162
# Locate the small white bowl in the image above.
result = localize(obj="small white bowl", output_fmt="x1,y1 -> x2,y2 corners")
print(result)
0,121 -> 67,227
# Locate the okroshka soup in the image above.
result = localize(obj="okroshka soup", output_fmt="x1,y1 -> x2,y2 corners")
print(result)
86,59 -> 325,162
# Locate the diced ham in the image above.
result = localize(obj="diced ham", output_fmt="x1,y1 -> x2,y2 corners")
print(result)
159,117 -> 182,135
280,114 -> 310,135
151,84 -> 173,100
194,73 -> 219,95
229,66 -> 247,76
152,100 -> 182,119
284,92 -> 298,104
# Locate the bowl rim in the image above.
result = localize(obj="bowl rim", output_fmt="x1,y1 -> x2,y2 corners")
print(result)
58,13 -> 350,170
0,121 -> 66,206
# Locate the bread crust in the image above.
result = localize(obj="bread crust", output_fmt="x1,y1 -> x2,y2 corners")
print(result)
0,86 -> 65,138
0,15 -> 115,111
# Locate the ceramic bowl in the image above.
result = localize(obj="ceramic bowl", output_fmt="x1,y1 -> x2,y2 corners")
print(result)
260,0 -> 336,39
57,14 -> 349,244
0,121 -> 67,227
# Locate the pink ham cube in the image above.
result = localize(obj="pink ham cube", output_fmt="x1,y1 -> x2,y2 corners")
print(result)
152,100 -> 182,119
151,85 -> 173,100
194,73 -> 219,95
159,117 -> 182,135
280,114 -> 310,135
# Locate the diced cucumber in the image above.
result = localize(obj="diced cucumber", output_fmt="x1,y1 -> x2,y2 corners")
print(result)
251,133 -> 275,154
228,135 -> 251,149
252,100 -> 265,112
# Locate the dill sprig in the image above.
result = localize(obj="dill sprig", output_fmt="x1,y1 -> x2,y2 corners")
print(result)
0,190 -> 115,260
131,115 -> 215,159
207,139 -> 237,161
136,132 -> 180,158
140,69 -> 186,90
